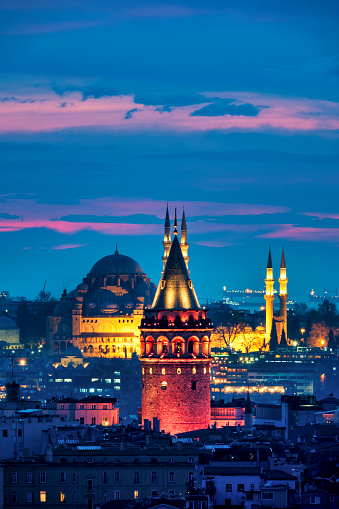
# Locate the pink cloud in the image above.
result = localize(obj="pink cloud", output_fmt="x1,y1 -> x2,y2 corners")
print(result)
302,212 -> 339,220
257,225 -> 339,242
0,219 -> 161,236
193,240 -> 235,247
51,243 -> 87,250
0,87 -> 338,134
0,197 -> 289,224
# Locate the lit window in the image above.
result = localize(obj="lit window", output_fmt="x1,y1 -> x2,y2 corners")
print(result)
40,491 -> 46,502
177,368 -> 181,374
161,368 -> 166,374
60,491 -> 66,503
134,491 -> 140,500
192,367 -> 196,374
149,368 -> 152,374
161,381 -> 167,390
114,379 -> 120,383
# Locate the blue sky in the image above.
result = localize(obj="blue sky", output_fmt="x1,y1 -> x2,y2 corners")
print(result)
0,1 -> 338,302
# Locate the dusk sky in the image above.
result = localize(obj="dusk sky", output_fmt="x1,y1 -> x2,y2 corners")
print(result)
0,0 -> 339,302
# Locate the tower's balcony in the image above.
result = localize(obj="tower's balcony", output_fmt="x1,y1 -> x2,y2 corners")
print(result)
140,316 -> 214,330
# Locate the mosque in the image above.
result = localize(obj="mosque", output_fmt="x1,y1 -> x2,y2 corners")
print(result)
47,248 -> 156,358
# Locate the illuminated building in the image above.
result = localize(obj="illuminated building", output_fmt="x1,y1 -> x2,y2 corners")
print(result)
0,317 -> 23,351
140,208 -> 213,434
47,248 -> 156,358
56,396 -> 119,426
265,248 -> 288,346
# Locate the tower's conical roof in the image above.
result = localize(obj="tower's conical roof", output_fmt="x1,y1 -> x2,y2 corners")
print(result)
280,248 -> 286,269
267,247 -> 272,269
151,235 -> 200,310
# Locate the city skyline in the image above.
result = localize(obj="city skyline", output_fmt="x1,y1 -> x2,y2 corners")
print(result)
0,1 -> 339,301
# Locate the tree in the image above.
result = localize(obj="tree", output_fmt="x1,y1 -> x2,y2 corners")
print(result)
294,302 -> 309,318
269,321 -> 279,351
36,290 -> 56,303
328,329 -> 336,350
288,316 -> 302,340
238,330 -> 265,353
318,299 -> 336,317
308,322 -> 330,348
213,322 -> 247,348
279,328 -> 288,348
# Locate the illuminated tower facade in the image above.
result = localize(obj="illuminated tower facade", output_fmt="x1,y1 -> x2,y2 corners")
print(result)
140,213 -> 213,434
264,248 -> 275,341
278,249 -> 288,338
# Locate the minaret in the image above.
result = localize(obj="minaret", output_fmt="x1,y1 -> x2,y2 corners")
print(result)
162,204 -> 172,271
264,247 -> 275,342
180,208 -> 189,269
278,249 -> 288,339
140,215 -> 213,435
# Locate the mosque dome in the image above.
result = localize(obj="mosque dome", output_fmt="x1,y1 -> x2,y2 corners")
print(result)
89,249 -> 144,276
54,289 -> 77,317
62,346 -> 83,358
0,317 -> 17,329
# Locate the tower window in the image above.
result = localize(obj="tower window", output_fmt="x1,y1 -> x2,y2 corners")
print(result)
161,381 -> 167,390
161,368 -> 166,374
175,342 -> 182,353
191,380 -> 197,390
177,368 -> 181,374
192,367 -> 196,374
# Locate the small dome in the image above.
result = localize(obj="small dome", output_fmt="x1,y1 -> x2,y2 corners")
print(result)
0,317 -> 17,329
54,289 -> 77,317
62,346 -> 83,358
89,250 -> 144,276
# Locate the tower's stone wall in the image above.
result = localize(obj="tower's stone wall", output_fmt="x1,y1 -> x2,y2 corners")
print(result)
141,357 -> 211,434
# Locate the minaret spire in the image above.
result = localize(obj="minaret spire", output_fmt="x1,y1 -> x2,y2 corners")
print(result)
278,248 -> 288,340
162,203 -> 172,271
264,247 -> 275,344
174,208 -> 178,235
180,207 -> 189,269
